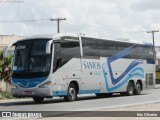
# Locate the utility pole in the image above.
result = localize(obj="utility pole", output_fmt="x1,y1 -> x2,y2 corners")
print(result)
147,30 -> 159,88
147,30 -> 159,61
50,18 -> 66,33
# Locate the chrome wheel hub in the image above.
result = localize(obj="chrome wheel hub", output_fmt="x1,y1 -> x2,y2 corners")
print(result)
69,88 -> 75,99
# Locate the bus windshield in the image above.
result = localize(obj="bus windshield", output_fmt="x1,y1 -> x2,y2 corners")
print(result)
13,39 -> 52,78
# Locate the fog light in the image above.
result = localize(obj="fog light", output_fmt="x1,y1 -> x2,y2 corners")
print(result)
11,84 -> 18,89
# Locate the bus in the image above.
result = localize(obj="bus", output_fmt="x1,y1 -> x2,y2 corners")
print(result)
6,33 -> 154,103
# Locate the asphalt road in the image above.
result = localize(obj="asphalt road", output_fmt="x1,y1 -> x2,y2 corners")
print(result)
0,89 -> 160,112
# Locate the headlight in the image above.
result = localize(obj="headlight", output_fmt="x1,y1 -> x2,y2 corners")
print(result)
11,84 -> 18,89
39,81 -> 51,88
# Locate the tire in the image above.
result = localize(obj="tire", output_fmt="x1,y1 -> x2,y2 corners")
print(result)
64,83 -> 77,102
33,97 -> 44,103
134,82 -> 142,95
126,81 -> 134,96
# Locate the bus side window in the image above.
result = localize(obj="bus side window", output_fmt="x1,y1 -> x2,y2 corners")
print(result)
61,37 -> 80,65
82,38 -> 100,57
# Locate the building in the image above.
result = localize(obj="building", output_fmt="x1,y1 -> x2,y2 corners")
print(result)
0,34 -> 23,50
156,46 -> 160,84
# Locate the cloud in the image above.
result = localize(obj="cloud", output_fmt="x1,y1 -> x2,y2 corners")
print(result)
0,0 -> 160,45
131,0 -> 160,11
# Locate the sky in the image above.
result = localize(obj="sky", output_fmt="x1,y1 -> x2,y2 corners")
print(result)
0,0 -> 160,45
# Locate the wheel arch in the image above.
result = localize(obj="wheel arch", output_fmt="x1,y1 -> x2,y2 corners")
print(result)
128,79 -> 135,87
68,80 -> 79,94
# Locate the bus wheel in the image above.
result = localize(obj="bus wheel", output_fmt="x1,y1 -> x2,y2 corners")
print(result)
134,82 -> 142,95
126,81 -> 134,96
33,97 -> 44,103
64,83 -> 77,102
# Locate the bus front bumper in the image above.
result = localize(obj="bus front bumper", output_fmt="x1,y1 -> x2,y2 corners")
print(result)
11,87 -> 53,98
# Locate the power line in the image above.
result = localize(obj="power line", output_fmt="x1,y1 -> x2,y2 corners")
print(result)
0,18 -> 152,36
0,18 -> 148,34
67,19 -> 148,34
66,20 -> 148,36
0,18 -> 50,23
0,18 -> 67,33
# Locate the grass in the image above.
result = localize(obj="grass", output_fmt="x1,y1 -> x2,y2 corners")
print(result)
0,91 -> 30,100
0,91 -> 16,99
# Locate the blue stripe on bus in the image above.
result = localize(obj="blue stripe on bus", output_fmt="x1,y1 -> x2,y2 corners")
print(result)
79,89 -> 100,94
12,77 -> 47,88
107,59 -> 143,85
101,44 -> 145,92
102,66 -> 144,92
106,45 -> 143,85
53,91 -> 67,96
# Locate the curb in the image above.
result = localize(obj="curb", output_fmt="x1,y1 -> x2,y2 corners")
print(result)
0,98 -> 32,103
77,100 -> 160,111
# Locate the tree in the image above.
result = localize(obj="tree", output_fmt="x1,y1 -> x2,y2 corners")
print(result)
0,50 -> 13,83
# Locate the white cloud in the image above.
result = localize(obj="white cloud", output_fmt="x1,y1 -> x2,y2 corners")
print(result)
0,0 -> 160,45
131,0 -> 160,11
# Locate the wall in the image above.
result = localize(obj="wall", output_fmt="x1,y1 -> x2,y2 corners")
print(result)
0,80 -> 11,92
0,34 -> 23,50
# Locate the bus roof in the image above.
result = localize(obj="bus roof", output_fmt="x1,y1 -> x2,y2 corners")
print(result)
16,33 -> 152,46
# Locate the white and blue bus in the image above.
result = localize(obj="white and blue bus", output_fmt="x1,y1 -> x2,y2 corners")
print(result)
7,33 -> 154,103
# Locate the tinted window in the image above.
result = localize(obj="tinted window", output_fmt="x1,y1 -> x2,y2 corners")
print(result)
13,39 -> 51,79
53,42 -> 61,72
81,37 -> 153,60
14,40 -> 31,71
82,37 -> 100,57
61,37 -> 80,65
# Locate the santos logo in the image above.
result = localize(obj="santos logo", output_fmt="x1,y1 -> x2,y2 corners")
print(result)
83,61 -> 101,69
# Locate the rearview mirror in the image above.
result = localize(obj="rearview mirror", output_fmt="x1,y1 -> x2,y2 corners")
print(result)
46,40 -> 53,54
4,43 -> 15,58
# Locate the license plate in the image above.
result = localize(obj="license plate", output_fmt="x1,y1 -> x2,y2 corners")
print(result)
25,91 -> 32,95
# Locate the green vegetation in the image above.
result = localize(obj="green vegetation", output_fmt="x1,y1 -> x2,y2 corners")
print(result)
0,91 -> 16,99
0,50 -> 15,99
0,50 -> 13,83
0,51 -> 29,100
